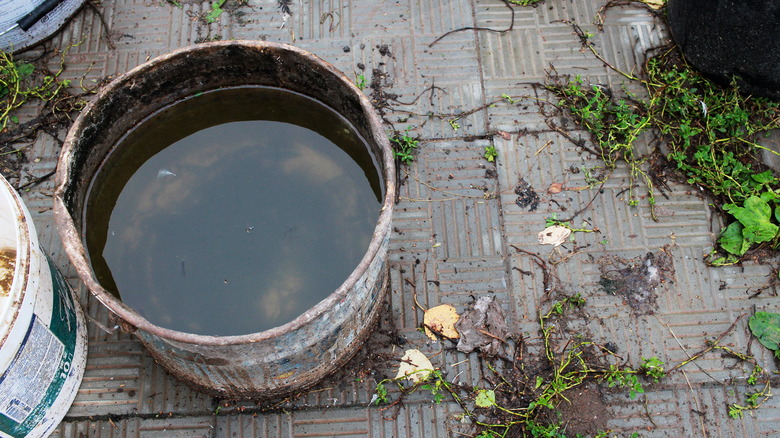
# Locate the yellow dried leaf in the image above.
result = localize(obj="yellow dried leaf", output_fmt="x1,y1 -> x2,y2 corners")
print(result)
395,349 -> 434,383
643,0 -> 664,10
547,182 -> 563,194
423,304 -> 460,340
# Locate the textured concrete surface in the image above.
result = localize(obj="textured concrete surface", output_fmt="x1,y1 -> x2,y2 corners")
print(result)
7,0 -> 779,436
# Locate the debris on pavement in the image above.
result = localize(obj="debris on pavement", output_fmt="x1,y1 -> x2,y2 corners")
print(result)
538,225 -> 571,246
423,304 -> 460,340
598,248 -> 675,315
514,178 -> 540,211
395,349 -> 434,383
455,295 -> 511,356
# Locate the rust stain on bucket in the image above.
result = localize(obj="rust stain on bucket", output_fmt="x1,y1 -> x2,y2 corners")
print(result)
54,41 -> 395,398
0,248 -> 15,296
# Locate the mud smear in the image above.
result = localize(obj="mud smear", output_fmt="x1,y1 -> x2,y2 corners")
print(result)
598,247 -> 675,315
554,384 -> 609,436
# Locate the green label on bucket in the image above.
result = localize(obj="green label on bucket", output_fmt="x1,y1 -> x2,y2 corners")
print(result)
0,258 -> 78,437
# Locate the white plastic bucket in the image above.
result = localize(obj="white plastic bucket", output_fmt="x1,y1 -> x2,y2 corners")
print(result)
0,174 -> 86,438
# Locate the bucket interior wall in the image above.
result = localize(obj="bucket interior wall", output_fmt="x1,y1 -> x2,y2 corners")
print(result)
55,42 -> 395,398
60,44 -> 387,228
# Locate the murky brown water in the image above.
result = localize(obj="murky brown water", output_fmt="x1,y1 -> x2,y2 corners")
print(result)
85,86 -> 382,336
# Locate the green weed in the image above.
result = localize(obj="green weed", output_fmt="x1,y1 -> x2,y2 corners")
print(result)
391,127 -> 419,164
448,118 -> 461,133
0,51 -> 73,132
501,93 -> 517,104
507,0 -> 545,6
549,48 -> 780,261
639,356 -> 666,382
548,75 -> 655,215
729,382 -> 773,419
545,213 -> 597,234
369,295 -> 664,436
484,144 -> 498,162
204,0 -> 227,23
355,73 -> 367,91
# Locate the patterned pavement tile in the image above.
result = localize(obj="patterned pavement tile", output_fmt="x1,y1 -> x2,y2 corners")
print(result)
6,0 -> 778,435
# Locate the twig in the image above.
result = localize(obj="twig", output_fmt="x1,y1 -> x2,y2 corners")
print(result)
17,169 -> 56,190
534,139 -> 553,156
510,245 -> 554,295
412,291 -> 427,312
666,314 -> 746,374
429,0 -> 515,47
556,178 -> 608,223
390,84 -> 446,106
405,171 -> 496,200
554,19 -> 639,81
595,0 -> 665,32
682,370 -> 708,438
87,0 -> 116,50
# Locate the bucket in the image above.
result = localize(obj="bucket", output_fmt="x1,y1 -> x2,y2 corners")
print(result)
0,0 -> 86,52
54,41 -> 395,398
0,175 -> 87,438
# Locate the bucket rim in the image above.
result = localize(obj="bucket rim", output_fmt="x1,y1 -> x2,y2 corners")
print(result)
0,174 -> 31,347
53,40 -> 396,346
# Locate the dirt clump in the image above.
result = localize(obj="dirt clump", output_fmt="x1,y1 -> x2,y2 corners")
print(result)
598,247 -> 675,315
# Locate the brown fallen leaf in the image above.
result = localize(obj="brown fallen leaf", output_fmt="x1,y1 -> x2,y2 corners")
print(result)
497,130 -> 512,140
455,295 -> 511,356
423,304 -> 460,340
547,182 -> 563,194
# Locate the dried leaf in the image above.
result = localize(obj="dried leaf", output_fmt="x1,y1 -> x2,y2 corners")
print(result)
497,130 -> 512,140
395,349 -> 434,383
455,295 -> 511,356
423,304 -> 460,340
538,225 -> 571,246
642,0 -> 664,10
547,182 -> 563,194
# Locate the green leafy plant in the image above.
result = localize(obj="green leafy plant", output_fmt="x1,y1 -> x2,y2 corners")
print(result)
372,295 -> 667,437
373,381 -> 388,405
0,51 -> 73,131
355,73 -> 367,91
420,375 -> 446,404
484,145 -> 498,162
204,0 -> 227,23
639,356 -> 666,382
729,383 -> 773,419
507,0 -> 545,6
549,75 -> 655,215
550,48 -> 780,260
372,368 -> 456,407
748,311 -> 780,358
448,118 -> 461,133
390,127 -> 419,164
545,213 -> 597,234
604,364 -> 644,399
501,93 -> 517,104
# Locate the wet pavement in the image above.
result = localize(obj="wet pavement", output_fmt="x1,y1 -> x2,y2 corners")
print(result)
10,0 -> 780,436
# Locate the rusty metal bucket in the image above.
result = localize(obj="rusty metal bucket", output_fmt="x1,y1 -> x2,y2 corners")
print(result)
53,41 -> 395,398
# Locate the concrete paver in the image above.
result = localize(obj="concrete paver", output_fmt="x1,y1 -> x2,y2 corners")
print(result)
6,0 -> 778,436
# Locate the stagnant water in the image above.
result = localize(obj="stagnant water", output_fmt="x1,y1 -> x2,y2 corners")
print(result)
85,86 -> 382,336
